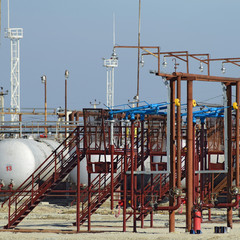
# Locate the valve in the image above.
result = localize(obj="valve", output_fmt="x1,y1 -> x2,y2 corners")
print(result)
230,186 -> 240,195
192,99 -> 197,107
233,102 -> 238,110
210,193 -> 218,204
174,98 -> 181,107
169,187 -> 182,197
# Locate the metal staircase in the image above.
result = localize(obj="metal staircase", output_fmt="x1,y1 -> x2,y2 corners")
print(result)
77,154 -> 129,226
3,127 -> 85,229
76,128 -> 150,226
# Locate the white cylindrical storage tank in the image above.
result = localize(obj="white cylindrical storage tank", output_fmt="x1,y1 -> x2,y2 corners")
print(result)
0,138 -> 62,190
69,154 -> 111,187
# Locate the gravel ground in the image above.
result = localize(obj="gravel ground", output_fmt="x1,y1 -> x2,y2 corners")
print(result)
0,202 -> 239,239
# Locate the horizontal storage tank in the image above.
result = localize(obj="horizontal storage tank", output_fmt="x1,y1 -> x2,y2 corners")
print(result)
0,138 -> 62,190
69,155 -> 111,187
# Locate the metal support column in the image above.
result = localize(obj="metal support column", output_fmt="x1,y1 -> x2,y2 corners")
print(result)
140,120 -> 145,228
227,84 -> 233,228
110,120 -> 115,210
236,82 -> 240,218
236,82 -> 239,188
130,120 -> 137,232
177,76 -> 182,190
76,127 -> 81,232
123,121 -> 128,232
186,80 -> 193,232
169,79 -> 176,232
88,156 -> 91,232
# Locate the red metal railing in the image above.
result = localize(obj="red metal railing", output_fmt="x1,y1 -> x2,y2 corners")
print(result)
3,126 -> 85,229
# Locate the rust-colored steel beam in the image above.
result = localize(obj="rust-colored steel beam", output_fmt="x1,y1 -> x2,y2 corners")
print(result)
177,76 -> 181,189
114,45 -> 160,49
157,72 -> 240,83
76,128 -> 81,233
227,85 -> 233,228
123,125 -> 128,232
140,120 -> 145,228
169,79 -> 176,232
186,80 -> 193,232
236,82 -> 240,189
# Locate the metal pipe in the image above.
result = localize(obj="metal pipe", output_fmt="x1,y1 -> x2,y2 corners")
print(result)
123,124 -> 127,232
143,197 -> 181,211
177,76 -> 181,189
140,120 -> 144,228
76,127 -> 80,232
65,76 -> 67,138
202,195 -> 239,208
186,80 -> 193,232
227,84 -> 233,228
87,155 -> 91,232
131,120 -> 135,207
110,120 -> 115,210
236,82 -> 240,188
169,79 -> 176,232
136,0 -> 141,106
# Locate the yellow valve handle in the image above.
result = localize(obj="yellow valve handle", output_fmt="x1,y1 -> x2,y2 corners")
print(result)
192,100 -> 197,107
175,98 -> 181,107
233,102 -> 238,110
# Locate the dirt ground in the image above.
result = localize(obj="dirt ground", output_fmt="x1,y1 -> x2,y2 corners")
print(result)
0,201 -> 239,240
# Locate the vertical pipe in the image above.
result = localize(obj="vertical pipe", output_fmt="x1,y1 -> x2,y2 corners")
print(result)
65,77 -> 67,138
192,123 -> 196,205
88,155 -> 91,232
141,120 -> 144,228
227,84 -> 233,228
177,76 -> 181,189
133,154 -> 137,233
7,0 -> 9,29
236,82 -> 239,188
76,127 -> 80,232
136,0 -> 141,106
186,52 -> 189,73
150,172 -> 154,227
130,120 -> 137,232
186,80 -> 193,232
207,54 -> 210,76
19,114 -> 22,138
123,123 -> 127,232
8,195 -> 10,228
110,120 -> 114,210
44,79 -> 47,135
131,120 -> 135,207
110,144 -> 114,210
200,120 -> 205,202
236,83 -> 240,219
169,79 -> 176,232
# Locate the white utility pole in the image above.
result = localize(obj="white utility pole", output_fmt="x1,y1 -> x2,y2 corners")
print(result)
5,0 -> 23,122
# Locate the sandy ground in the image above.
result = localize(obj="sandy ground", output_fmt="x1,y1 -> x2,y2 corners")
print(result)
0,201 -> 239,240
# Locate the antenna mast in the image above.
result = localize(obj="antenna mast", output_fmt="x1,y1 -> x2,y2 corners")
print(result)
103,13 -> 118,109
136,0 -> 141,107
5,0 -> 23,122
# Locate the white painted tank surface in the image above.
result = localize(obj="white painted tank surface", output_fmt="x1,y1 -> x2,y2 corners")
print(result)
0,139 -> 61,190
69,155 -> 111,187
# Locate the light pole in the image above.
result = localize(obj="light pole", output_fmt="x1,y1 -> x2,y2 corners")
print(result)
65,70 -> 69,138
41,75 -> 47,135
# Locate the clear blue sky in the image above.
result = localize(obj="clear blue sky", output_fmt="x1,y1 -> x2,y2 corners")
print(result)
0,0 -> 240,112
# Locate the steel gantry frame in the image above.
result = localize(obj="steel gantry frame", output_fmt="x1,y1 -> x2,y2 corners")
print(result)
2,47 -> 240,235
